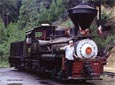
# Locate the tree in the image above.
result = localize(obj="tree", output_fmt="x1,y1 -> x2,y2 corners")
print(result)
0,20 -> 5,43
88,0 -> 115,7
0,0 -> 19,27
48,0 -> 65,22
37,3 -> 49,24
18,0 -> 39,29
18,0 -> 65,28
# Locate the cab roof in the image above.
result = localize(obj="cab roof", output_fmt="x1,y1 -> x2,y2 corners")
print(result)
26,25 -> 55,35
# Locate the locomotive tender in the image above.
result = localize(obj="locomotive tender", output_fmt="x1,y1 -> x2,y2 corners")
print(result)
9,4 -> 106,80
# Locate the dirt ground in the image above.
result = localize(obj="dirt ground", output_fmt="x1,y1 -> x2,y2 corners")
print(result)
0,68 -> 62,85
104,47 -> 115,72
1,48 -> 115,85
0,68 -> 115,85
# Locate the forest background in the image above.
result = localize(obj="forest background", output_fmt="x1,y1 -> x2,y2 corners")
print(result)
0,0 -> 115,67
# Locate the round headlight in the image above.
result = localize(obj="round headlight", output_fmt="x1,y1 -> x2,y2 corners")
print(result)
75,39 -> 98,59
86,47 -> 92,55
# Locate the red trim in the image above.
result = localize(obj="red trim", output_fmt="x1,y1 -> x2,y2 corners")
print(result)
62,56 -> 65,70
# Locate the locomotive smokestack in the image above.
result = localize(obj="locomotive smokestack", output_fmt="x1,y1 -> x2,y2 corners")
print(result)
68,4 -> 97,30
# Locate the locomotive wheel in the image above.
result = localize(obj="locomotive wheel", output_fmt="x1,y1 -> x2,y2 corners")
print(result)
77,79 -> 87,82
51,70 -> 57,79
36,66 -> 43,76
51,69 -> 65,80
15,65 -> 21,70
15,63 -> 25,71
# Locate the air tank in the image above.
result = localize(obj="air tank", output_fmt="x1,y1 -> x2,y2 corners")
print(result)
68,4 -> 97,30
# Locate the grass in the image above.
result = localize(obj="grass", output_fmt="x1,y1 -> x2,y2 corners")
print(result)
0,61 -> 10,68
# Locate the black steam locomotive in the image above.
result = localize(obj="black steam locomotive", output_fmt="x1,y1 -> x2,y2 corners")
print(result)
9,4 -> 106,80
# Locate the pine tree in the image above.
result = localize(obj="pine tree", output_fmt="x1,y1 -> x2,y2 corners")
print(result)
18,0 -> 39,29
37,3 -> 49,24
48,0 -> 65,22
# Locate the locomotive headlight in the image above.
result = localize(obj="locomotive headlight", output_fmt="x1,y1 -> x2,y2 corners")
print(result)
75,39 -> 98,59
86,47 -> 92,55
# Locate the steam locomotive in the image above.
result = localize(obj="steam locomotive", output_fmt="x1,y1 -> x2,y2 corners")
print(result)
9,4 -> 107,80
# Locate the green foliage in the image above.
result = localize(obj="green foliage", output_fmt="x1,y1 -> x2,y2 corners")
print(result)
18,0 -> 65,28
0,22 -> 25,62
90,25 -> 115,49
18,0 -> 39,29
88,0 -> 115,7
0,0 -> 16,16
48,0 -> 64,22
0,61 -> 9,68
37,3 -> 49,23
0,21 -> 5,43
60,19 -> 73,27
101,10 -> 113,20
103,0 -> 115,7
0,0 -> 18,24
0,0 -> 66,63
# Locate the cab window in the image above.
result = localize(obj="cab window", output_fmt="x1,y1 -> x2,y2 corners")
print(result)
35,31 -> 43,38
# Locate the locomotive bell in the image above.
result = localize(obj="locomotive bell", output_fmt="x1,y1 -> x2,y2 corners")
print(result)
68,4 -> 97,30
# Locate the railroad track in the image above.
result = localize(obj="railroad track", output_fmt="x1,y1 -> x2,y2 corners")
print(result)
103,72 -> 115,78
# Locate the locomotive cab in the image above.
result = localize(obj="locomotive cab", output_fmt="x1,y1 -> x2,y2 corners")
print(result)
26,24 -> 55,41
25,24 -> 55,53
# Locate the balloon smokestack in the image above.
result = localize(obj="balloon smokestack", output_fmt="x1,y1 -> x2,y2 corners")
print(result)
68,4 -> 97,30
